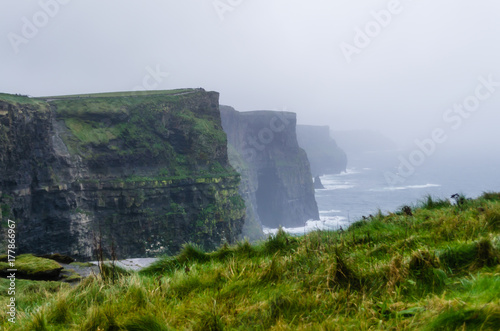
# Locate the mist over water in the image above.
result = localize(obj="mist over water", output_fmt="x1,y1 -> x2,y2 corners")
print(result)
265,149 -> 500,235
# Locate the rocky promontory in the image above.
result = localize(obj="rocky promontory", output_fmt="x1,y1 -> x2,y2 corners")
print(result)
220,106 -> 319,229
296,125 -> 347,176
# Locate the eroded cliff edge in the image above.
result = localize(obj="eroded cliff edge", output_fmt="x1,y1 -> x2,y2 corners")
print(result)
220,106 -> 319,230
0,90 -> 245,260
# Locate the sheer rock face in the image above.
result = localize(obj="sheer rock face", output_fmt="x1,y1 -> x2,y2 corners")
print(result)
296,125 -> 347,176
0,90 -> 245,260
220,106 -> 319,229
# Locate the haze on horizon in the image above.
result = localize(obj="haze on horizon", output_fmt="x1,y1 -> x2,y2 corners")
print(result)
1,0 -> 499,153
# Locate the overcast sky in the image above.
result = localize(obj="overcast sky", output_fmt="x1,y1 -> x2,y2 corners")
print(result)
1,0 -> 499,150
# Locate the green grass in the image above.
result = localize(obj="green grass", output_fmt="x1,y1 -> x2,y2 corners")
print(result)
59,269 -> 82,283
1,193 -> 499,330
63,118 -> 122,145
37,88 -> 196,100
47,89 -> 233,180
2,89 -> 236,184
0,93 -> 47,106
417,194 -> 452,210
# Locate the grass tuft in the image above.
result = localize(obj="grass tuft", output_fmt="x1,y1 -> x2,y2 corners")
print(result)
426,307 -> 500,331
475,238 -> 499,268
418,195 -> 451,210
179,243 -> 210,263
28,310 -> 49,331
263,228 -> 297,255
260,255 -> 284,283
481,191 -> 500,201
47,294 -> 71,325
328,252 -> 362,290
408,250 -> 447,293
122,314 -> 171,331
483,204 -> 500,230
440,239 -> 499,272
195,310 -> 225,331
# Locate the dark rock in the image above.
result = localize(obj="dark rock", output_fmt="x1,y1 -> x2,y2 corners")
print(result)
37,253 -> 75,264
0,254 -> 63,281
3,268 -> 64,281
314,176 -> 325,189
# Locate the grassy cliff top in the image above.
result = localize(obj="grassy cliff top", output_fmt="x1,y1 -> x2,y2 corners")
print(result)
1,89 -> 233,180
42,89 -> 230,178
0,93 -> 48,107
1,193 -> 499,329
0,88 -> 236,185
0,89 -> 201,103
37,88 -> 198,100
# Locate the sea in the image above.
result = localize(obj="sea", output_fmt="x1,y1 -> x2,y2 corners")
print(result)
264,149 -> 500,235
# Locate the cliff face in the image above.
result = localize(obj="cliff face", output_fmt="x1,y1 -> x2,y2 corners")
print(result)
220,106 -> 319,229
0,90 -> 245,260
296,125 -> 347,176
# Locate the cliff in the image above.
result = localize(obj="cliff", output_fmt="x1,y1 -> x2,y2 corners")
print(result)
220,106 -> 319,229
296,125 -> 347,176
0,90 -> 245,260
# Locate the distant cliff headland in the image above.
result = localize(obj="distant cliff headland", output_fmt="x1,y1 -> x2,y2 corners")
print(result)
0,90 -> 245,260
296,125 -> 347,176
220,106 -> 319,230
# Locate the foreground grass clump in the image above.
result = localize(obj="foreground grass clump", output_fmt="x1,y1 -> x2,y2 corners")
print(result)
1,193 -> 500,330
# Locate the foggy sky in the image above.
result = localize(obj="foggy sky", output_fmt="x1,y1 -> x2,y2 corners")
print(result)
1,0 -> 499,151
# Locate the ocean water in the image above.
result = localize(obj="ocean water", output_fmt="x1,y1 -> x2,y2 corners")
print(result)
264,150 -> 500,235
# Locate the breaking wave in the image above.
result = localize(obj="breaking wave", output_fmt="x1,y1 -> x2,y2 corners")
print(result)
263,216 -> 349,236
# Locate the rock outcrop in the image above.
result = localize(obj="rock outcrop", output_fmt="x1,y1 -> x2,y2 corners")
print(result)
296,125 -> 347,176
0,90 -> 245,260
0,254 -> 63,281
313,176 -> 325,190
220,106 -> 319,229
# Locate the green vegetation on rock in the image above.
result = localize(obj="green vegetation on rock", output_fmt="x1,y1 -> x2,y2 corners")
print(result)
52,90 -> 226,170
0,93 -> 47,107
1,193 -> 499,329
0,254 -> 62,280
39,88 -> 196,100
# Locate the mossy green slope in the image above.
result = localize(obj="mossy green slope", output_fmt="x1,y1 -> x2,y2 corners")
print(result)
0,254 -> 62,280
1,193 -> 499,330
50,89 -> 228,173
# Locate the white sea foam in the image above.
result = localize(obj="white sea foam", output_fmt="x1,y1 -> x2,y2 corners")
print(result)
319,178 -> 338,185
319,209 -> 342,214
319,176 -> 355,191
263,216 -> 349,236
333,168 -> 360,176
370,183 -> 441,192
324,184 -> 355,190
